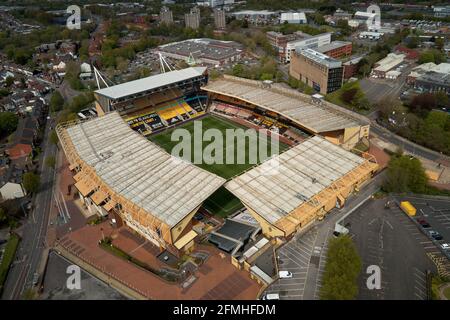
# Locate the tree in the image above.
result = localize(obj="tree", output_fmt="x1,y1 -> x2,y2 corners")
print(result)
406,36 -> 419,49
232,64 -> 244,77
22,172 -> 40,194
5,76 -> 14,87
50,91 -> 64,113
0,112 -> 19,137
383,155 -> 428,194
341,88 -> 358,104
409,93 -> 437,114
45,156 -> 56,168
418,49 -> 446,64
320,235 -> 362,300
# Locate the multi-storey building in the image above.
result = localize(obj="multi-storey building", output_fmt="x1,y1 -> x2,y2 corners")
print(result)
214,8 -> 226,30
266,31 -> 331,63
289,48 -> 344,94
317,41 -> 352,59
185,7 -> 200,30
159,6 -> 173,25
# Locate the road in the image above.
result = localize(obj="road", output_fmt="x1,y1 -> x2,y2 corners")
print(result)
2,116 -> 57,299
370,124 -> 445,162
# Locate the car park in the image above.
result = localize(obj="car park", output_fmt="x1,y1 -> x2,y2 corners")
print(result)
279,271 -> 293,279
428,230 -> 443,241
416,218 -> 431,228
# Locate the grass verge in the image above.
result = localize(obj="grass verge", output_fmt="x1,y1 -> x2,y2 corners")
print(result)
0,233 -> 20,294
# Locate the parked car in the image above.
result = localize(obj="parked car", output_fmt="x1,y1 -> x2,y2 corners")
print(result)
429,230 -> 443,241
279,271 -> 293,279
32,273 -> 39,286
261,293 -> 280,300
417,218 -> 431,228
440,243 -> 449,250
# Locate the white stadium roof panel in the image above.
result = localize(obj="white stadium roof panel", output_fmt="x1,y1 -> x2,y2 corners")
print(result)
225,136 -> 365,224
202,78 -> 361,133
66,112 -> 225,227
95,67 -> 207,100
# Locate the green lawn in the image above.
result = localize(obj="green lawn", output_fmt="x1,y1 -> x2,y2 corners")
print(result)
150,115 -> 289,217
0,233 -> 20,294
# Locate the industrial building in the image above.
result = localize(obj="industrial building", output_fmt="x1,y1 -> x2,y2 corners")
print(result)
157,39 -> 244,67
279,12 -> 307,24
289,48 -> 344,94
358,31 -> 384,40
231,10 -> 278,25
202,75 -> 369,149
371,53 -> 405,79
415,72 -> 450,95
317,41 -> 352,59
226,135 -> 378,238
56,112 -> 226,253
407,62 -> 450,85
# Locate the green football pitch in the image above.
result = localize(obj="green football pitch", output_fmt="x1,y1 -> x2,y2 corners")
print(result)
149,114 -> 289,217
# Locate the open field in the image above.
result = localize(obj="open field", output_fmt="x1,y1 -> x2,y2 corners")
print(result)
150,115 -> 289,217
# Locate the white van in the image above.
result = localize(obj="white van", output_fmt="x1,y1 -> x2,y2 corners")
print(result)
262,293 -> 280,300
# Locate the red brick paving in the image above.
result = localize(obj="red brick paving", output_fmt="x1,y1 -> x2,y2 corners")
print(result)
368,143 -> 390,169
57,221 -> 262,300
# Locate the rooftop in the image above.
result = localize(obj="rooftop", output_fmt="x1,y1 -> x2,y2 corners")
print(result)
65,112 -> 225,227
280,12 -> 307,21
232,10 -> 276,16
94,67 -> 207,100
202,77 -> 361,133
373,53 -> 405,73
158,39 -> 243,62
298,48 -> 342,68
225,136 -> 366,224
317,41 -> 352,53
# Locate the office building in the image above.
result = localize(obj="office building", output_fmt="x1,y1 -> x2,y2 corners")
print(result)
289,48 -> 344,94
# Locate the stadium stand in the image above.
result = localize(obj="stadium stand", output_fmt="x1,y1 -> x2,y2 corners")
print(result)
56,112 -> 226,251
202,75 -> 370,149
225,135 -> 378,238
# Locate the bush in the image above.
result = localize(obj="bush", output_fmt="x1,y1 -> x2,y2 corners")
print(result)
0,112 -> 19,138
383,155 -> 428,194
320,235 -> 361,300
22,172 -> 40,194
49,91 -> 64,113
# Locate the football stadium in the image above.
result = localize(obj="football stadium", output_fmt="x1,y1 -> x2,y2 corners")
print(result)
57,66 -> 378,256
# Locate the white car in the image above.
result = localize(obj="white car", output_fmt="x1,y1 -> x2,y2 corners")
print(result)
261,293 -> 280,300
441,243 -> 450,250
279,271 -> 293,279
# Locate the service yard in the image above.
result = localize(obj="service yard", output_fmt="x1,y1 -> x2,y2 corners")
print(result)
341,198 -> 437,300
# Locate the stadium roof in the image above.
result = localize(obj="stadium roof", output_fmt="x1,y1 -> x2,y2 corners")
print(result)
225,136 -> 365,224
202,78 -> 361,133
94,67 -> 207,100
66,112 -> 225,227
